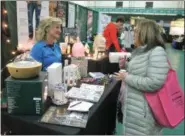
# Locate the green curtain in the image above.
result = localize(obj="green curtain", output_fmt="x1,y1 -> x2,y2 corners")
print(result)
92,11 -> 99,35
2,1 -> 17,67
109,14 -> 181,22
1,1 -> 18,88
76,5 -> 87,42
5,1 -> 18,50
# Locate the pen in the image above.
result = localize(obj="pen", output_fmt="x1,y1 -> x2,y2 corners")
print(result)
70,101 -> 82,108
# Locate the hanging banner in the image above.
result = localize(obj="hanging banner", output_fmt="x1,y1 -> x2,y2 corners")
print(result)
87,10 -> 93,42
57,1 -> 67,27
49,1 -> 57,17
98,13 -> 111,34
16,1 -> 49,50
93,8 -> 184,16
68,3 -> 75,28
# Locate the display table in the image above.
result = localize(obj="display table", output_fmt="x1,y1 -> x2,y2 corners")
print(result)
62,55 -> 119,74
1,79 -> 121,135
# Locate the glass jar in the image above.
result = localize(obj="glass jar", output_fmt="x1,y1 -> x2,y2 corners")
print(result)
52,83 -> 68,105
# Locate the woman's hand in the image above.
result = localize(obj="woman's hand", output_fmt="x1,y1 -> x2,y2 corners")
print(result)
121,48 -> 127,52
113,72 -> 128,81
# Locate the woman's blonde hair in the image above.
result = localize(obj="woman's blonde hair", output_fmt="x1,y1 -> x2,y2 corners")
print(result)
35,16 -> 62,42
136,19 -> 165,51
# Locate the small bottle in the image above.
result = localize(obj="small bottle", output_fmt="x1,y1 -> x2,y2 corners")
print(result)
64,59 -> 68,66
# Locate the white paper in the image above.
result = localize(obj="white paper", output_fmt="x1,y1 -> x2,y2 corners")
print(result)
67,101 -> 93,112
80,83 -> 105,92
66,85 -> 105,103
89,72 -> 105,79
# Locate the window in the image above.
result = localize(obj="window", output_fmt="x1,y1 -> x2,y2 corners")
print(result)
116,2 -> 123,8
145,2 -> 153,8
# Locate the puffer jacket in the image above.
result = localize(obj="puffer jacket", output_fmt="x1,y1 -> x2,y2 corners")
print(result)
122,45 -> 169,135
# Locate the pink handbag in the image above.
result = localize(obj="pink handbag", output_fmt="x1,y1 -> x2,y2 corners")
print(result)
145,60 -> 184,128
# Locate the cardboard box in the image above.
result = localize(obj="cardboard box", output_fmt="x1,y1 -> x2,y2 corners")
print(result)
63,64 -> 81,86
47,63 -> 62,85
71,57 -> 88,77
5,72 -> 48,115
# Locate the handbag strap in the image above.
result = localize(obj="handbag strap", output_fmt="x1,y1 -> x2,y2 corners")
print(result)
148,47 -> 172,69
167,59 -> 172,69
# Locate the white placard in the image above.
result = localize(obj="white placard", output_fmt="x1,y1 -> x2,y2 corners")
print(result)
170,27 -> 184,35
68,4 -> 75,28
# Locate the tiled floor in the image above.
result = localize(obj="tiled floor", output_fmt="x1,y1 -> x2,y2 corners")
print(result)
115,44 -> 185,135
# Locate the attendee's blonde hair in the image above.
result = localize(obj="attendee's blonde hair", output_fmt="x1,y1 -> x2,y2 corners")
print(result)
136,19 -> 165,51
35,17 -> 62,42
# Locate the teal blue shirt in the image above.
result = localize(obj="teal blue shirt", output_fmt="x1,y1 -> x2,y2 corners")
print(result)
30,40 -> 62,71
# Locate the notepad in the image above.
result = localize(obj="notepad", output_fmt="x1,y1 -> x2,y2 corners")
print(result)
67,101 -> 94,112
80,83 -> 105,92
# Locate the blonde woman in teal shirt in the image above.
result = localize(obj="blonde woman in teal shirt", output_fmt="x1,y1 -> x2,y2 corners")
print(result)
30,17 -> 62,71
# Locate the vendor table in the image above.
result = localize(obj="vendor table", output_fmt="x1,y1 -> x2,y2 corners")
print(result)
1,80 -> 121,135
62,55 -> 119,74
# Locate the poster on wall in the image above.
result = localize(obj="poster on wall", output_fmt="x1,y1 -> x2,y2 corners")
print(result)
57,1 -> 67,27
98,13 -> 111,34
68,4 -> 75,28
16,1 -> 49,51
49,1 -> 57,17
87,10 -> 93,42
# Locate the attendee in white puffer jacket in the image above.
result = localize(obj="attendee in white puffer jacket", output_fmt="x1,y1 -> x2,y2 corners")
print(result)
114,19 -> 169,135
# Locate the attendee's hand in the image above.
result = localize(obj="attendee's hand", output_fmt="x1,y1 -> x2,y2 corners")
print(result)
121,48 -> 127,52
113,72 -> 128,81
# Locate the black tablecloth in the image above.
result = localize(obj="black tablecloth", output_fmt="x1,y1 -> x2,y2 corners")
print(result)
62,55 -> 119,74
1,80 -> 121,135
